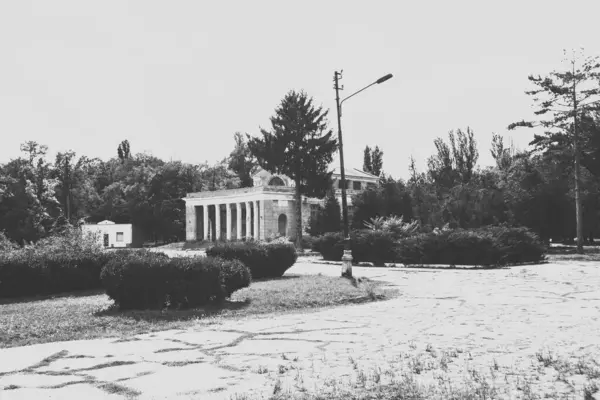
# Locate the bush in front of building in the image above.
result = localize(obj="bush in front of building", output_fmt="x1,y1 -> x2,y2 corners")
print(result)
206,241 -> 297,279
310,231 -> 346,261
0,228 -> 112,299
350,230 -> 397,266
100,252 -> 251,310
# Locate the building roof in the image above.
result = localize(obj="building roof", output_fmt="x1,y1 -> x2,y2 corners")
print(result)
330,166 -> 379,179
251,166 -> 379,181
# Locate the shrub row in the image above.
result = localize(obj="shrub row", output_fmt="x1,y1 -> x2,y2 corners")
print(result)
311,226 -> 546,266
0,247 -> 172,299
0,249 -> 110,298
100,251 -> 251,310
206,241 -> 298,279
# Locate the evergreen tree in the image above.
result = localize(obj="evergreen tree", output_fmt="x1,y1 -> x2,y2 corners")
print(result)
247,90 -> 337,248
363,146 -> 372,173
371,146 -> 384,176
509,49 -> 600,253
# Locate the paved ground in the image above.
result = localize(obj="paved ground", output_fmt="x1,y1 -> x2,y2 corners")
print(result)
1,261 -> 599,399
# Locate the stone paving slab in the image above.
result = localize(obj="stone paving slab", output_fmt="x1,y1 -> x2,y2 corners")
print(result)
0,261 -> 599,399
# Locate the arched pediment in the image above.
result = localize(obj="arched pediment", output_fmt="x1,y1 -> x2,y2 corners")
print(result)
251,168 -> 293,187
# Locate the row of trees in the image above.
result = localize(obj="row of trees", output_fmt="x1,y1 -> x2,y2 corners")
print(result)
0,139 -> 250,245
1,50 -> 600,252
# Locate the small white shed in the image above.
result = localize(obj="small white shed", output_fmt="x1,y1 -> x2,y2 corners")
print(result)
81,220 -> 140,248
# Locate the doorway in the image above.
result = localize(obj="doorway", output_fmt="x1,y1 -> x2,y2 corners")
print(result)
278,214 -> 287,236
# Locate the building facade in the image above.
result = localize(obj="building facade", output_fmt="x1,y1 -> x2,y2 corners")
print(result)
81,220 -> 144,248
182,167 -> 379,242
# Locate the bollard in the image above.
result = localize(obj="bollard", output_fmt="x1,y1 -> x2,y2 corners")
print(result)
341,249 -> 353,278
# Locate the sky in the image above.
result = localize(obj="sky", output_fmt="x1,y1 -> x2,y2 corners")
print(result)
1,0 -> 600,180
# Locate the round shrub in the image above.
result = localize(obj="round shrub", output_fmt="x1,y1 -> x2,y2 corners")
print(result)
206,241 -> 297,279
100,252 -> 251,310
479,226 -> 547,264
351,230 -> 396,266
311,232 -> 345,261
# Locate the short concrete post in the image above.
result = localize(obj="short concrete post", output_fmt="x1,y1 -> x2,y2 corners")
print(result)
341,236 -> 352,278
341,250 -> 353,277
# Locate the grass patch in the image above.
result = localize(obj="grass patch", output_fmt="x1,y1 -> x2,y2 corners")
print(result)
230,349 -> 600,400
0,274 -> 395,349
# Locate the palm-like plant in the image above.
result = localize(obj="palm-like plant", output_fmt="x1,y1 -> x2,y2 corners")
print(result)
363,215 -> 420,238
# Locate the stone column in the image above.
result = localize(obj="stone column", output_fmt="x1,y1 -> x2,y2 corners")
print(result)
259,199 -> 265,240
203,205 -> 209,241
253,201 -> 259,241
236,203 -> 242,240
226,203 -> 232,241
215,204 -> 221,241
185,203 -> 197,241
245,201 -> 252,239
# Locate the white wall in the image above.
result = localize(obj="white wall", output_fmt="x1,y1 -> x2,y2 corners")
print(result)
82,224 -> 133,248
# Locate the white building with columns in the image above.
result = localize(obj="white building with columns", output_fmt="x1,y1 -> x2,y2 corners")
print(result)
183,167 -> 379,242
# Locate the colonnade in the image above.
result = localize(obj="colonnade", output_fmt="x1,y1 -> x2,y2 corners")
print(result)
187,200 -> 260,241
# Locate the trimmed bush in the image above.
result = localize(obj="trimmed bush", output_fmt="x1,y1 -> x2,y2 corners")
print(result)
206,241 -> 297,279
481,225 -> 547,264
100,252 -> 250,310
0,228 -> 116,299
313,226 -> 547,266
311,232 -> 346,261
394,226 -> 547,266
351,230 -> 397,266
0,228 -> 173,299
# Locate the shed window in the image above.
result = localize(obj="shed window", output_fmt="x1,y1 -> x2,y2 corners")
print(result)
116,232 -> 124,242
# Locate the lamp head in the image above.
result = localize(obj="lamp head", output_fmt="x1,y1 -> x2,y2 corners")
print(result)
376,73 -> 393,84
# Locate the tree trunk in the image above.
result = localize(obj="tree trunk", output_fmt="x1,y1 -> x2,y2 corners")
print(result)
294,181 -> 303,250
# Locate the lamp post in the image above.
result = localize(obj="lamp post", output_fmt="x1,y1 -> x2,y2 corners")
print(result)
333,71 -> 393,277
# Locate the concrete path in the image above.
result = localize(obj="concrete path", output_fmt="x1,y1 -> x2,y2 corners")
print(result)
1,261 -> 599,399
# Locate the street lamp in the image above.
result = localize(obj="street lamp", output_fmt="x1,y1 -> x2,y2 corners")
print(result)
333,71 -> 393,277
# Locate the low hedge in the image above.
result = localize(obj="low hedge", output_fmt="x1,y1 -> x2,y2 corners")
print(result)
312,226 -> 547,266
0,249 -> 111,298
100,252 -> 251,310
206,241 -> 297,279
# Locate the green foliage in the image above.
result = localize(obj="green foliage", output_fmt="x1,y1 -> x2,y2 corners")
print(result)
0,231 -> 18,252
362,145 -> 384,177
247,90 -> 338,248
351,181 -> 413,230
228,132 -> 257,188
350,230 -> 396,266
100,252 -> 250,310
310,232 -> 346,261
307,191 -> 341,236
427,127 -> 479,187
363,146 -> 372,174
206,241 -> 297,279
394,226 -> 546,266
363,215 -> 420,239
312,226 -> 546,266
0,228 -> 111,298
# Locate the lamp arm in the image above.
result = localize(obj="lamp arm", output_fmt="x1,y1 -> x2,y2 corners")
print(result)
339,82 -> 377,115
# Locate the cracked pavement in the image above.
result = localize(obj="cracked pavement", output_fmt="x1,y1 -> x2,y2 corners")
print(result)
0,261 -> 599,399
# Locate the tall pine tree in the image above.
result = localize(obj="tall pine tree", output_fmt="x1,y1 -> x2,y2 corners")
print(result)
509,49 -> 600,253
363,146 -> 372,173
247,90 -> 337,248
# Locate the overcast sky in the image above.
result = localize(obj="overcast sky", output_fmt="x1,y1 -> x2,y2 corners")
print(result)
1,0 -> 599,179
